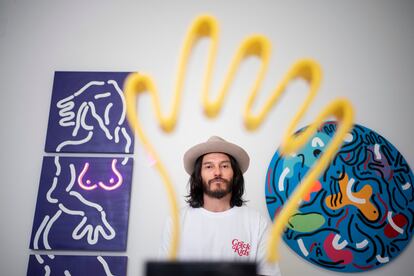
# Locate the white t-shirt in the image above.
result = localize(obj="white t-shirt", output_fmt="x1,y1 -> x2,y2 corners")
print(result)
160,206 -> 281,276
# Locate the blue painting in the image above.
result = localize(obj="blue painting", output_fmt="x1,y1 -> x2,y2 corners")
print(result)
27,255 -> 127,276
30,156 -> 133,251
265,122 -> 413,272
45,71 -> 134,153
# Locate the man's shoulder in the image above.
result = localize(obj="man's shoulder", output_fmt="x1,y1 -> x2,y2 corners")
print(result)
238,205 -> 265,217
180,205 -> 200,214
237,205 -> 272,225
178,205 -> 204,218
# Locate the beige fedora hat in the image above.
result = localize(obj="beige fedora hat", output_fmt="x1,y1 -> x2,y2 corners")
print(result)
183,136 -> 250,174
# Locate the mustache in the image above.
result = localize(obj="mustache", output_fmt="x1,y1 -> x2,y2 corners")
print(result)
208,177 -> 230,185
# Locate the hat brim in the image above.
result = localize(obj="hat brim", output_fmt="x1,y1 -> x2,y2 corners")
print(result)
183,139 -> 250,174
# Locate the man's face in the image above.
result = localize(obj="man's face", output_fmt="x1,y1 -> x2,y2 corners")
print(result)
201,152 -> 234,199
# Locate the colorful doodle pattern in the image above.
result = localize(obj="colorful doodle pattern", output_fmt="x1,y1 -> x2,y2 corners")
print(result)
265,122 -> 414,272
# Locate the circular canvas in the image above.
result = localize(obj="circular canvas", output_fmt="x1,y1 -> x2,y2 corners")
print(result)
265,122 -> 413,272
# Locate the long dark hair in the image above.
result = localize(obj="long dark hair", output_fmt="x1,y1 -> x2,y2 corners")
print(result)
186,153 -> 246,208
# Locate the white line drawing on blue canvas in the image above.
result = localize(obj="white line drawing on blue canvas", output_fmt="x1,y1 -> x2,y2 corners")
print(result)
52,79 -> 132,153
27,255 -> 127,276
30,73 -> 133,275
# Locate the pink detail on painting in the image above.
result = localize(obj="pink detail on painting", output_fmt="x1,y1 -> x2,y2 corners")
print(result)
323,233 -> 353,265
267,168 -> 273,194
78,162 -> 97,190
77,159 -> 123,191
98,159 -> 123,190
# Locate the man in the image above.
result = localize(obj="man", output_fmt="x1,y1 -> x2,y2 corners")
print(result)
160,136 -> 282,276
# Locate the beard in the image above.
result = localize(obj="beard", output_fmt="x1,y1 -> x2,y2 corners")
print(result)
202,177 -> 233,199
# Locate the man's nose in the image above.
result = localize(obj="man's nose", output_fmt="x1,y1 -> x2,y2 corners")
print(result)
213,166 -> 222,177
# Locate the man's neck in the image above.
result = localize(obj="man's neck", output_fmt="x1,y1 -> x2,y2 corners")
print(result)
203,193 -> 232,212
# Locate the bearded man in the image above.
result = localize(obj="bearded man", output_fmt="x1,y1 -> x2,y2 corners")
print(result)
159,136 -> 282,276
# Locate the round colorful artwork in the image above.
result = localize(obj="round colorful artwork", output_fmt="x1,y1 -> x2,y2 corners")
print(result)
265,122 -> 414,272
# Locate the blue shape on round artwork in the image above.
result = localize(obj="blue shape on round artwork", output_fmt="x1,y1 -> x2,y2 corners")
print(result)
265,122 -> 414,272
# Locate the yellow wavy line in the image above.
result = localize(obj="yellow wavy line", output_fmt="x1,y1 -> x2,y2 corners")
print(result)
124,14 -> 354,262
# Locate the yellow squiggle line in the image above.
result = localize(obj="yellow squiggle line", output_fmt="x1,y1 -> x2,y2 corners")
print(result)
125,75 -> 181,260
124,14 -> 354,262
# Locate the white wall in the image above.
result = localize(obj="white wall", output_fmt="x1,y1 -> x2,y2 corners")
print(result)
1,0 -> 413,275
